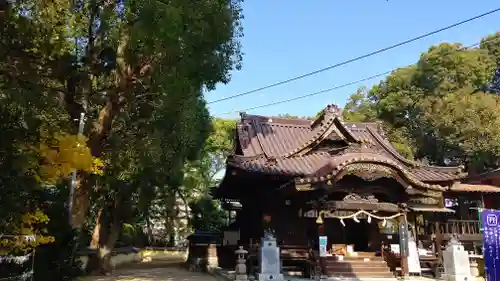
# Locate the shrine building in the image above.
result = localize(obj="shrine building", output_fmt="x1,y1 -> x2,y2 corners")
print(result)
212,104 -> 500,278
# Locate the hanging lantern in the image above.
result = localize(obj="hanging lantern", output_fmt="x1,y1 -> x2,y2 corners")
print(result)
316,212 -> 324,224
367,215 -> 372,224
263,214 -> 272,230
263,214 -> 272,222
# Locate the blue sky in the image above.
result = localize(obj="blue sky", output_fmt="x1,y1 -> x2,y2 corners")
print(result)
206,1 -> 500,119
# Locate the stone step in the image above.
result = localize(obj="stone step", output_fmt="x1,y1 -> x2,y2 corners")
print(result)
324,261 -> 389,269
325,256 -> 385,262
354,251 -> 377,257
324,271 -> 395,278
325,265 -> 390,273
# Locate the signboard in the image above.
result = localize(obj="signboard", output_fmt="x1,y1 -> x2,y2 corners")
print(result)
481,209 -> 500,281
319,236 -> 328,257
407,239 -> 421,274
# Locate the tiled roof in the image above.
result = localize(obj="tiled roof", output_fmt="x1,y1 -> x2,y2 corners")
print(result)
228,105 -> 467,189
449,183 -> 500,193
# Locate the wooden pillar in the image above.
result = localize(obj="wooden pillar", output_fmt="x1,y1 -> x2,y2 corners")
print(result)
434,221 -> 443,262
458,196 -> 467,219
435,199 -> 444,262
317,223 -> 326,276
398,214 -> 409,277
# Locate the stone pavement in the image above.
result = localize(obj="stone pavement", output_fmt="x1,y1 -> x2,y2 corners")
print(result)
83,265 -> 219,281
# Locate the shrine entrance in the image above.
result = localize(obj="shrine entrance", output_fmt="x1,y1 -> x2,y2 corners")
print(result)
344,219 -> 371,251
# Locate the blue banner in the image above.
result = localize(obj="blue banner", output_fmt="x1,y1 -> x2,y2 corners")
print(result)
481,209 -> 500,281
319,236 -> 328,257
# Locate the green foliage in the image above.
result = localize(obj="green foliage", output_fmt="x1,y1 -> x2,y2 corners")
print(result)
342,86 -> 378,122
33,187 -> 83,281
277,114 -> 315,120
343,32 -> 500,172
341,87 -> 415,159
183,118 -> 236,195
189,196 -> 227,232
480,32 -> 500,93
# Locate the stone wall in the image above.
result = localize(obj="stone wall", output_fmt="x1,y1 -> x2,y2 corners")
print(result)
76,247 -> 188,270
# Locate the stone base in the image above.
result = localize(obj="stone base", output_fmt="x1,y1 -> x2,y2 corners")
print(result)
443,274 -> 475,281
257,273 -> 285,281
235,274 -> 249,281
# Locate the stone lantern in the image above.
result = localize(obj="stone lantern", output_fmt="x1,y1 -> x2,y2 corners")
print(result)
235,246 -> 248,281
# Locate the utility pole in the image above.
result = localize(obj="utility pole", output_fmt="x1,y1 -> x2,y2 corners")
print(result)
68,112 -> 86,226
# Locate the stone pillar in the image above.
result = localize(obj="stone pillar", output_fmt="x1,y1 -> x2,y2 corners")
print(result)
235,246 -> 248,281
207,243 -> 219,269
442,234 -> 474,281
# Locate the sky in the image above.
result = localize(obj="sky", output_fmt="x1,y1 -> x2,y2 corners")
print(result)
206,1 -> 500,120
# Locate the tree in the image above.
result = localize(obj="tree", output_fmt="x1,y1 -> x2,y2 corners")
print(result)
480,32 -> 500,93
341,87 -> 415,159
189,196 -> 227,232
1,0 -> 244,275
342,86 -> 378,122
277,114 -> 315,120
182,118 -> 235,232
343,33 -> 500,172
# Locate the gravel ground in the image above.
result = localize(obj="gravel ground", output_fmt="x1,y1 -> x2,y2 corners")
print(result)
82,264 -> 220,281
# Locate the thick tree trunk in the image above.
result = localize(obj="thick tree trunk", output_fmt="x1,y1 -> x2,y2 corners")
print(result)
86,188 -> 132,275
70,98 -> 121,230
90,207 -> 104,248
86,202 -> 111,274
96,219 -> 122,274
145,211 -> 154,245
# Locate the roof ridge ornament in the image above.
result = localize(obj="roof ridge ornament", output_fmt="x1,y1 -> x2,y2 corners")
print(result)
324,104 -> 342,120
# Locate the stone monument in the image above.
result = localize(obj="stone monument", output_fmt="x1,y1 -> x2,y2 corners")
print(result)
442,234 -> 474,281
235,246 -> 249,281
257,231 -> 285,281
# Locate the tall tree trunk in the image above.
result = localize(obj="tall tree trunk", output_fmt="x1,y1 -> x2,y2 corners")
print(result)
90,206 -> 104,248
98,218 -> 122,274
69,99 -> 121,230
86,191 -> 128,275
86,213 -> 122,274
145,209 -> 154,245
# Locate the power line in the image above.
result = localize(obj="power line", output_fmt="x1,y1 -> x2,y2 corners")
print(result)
215,37 -> 499,116
216,71 -> 391,115
208,7 -> 500,105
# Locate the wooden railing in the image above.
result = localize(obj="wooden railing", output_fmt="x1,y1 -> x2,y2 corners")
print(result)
380,243 -> 401,274
426,220 -> 480,236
